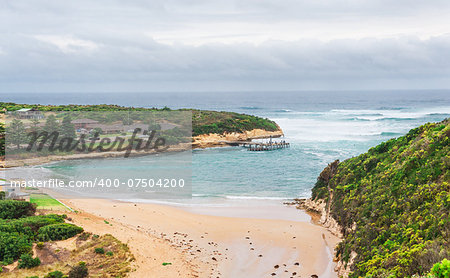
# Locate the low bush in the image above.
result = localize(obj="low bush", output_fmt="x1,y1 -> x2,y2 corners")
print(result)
68,261 -> 88,278
0,214 -> 65,237
37,223 -> 83,241
36,242 -> 44,249
77,232 -> 91,241
44,270 -> 65,278
0,231 -> 32,263
0,201 -> 82,266
431,259 -> 450,278
18,254 -> 41,269
94,247 -> 105,254
0,200 -> 36,219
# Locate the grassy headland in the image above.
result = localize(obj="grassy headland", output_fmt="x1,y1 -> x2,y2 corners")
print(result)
0,102 -> 281,160
0,102 -> 279,137
309,119 -> 449,277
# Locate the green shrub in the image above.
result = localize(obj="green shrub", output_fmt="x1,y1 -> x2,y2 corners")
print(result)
18,254 -> 41,269
0,214 -> 65,237
105,251 -> 113,256
77,232 -> 91,241
0,200 -> 36,219
0,202 -> 80,264
68,262 -> 88,278
431,259 -> 450,278
0,231 -> 32,262
311,119 -> 450,277
44,270 -> 65,278
37,223 -> 83,241
36,242 -> 44,249
94,247 -> 105,254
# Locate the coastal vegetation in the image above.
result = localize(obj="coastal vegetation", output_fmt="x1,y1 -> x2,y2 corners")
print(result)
311,119 -> 450,277
0,102 -> 278,134
0,200 -> 79,264
190,110 -> 278,136
0,200 -> 134,277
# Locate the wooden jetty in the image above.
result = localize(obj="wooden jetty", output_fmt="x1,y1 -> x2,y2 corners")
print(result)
242,141 -> 290,151
219,140 -> 290,151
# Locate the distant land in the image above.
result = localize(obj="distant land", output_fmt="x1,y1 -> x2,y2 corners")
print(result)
0,102 -> 283,166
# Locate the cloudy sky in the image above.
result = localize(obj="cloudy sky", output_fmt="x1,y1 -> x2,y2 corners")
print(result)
1,0 -> 450,92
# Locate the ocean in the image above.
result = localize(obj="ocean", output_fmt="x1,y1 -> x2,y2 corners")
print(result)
2,90 -> 450,206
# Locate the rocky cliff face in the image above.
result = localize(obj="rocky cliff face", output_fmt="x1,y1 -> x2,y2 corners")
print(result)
294,160 -> 354,277
192,128 -> 284,148
295,197 -> 353,277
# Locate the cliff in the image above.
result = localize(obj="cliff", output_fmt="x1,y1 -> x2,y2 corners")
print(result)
303,119 -> 450,277
192,128 -> 283,148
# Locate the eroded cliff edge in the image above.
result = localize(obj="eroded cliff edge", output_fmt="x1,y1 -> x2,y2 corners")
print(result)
293,160 -> 354,277
192,127 -> 284,148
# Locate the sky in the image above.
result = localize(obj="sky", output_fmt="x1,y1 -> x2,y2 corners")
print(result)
1,0 -> 450,92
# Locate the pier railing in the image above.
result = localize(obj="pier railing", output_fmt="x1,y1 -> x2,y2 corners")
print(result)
219,141 -> 290,151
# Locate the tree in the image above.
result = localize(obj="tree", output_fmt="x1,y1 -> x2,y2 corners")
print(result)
6,119 -> 26,149
61,115 -> 76,139
92,127 -> 103,135
122,117 -> 133,125
148,123 -> 161,131
43,115 -> 59,134
30,118 -> 40,131
0,122 -> 5,156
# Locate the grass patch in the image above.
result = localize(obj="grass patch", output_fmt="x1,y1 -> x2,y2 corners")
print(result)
29,194 -> 69,211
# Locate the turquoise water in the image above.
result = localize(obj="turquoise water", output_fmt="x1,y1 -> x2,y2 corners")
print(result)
3,91 -> 450,204
192,103 -> 450,201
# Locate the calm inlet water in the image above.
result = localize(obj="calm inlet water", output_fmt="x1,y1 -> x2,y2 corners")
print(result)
2,91 -> 450,205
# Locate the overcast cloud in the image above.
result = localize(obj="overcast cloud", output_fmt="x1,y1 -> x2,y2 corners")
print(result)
1,0 -> 450,92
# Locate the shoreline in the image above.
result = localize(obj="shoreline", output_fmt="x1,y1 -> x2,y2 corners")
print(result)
1,128 -> 283,168
60,197 -> 340,278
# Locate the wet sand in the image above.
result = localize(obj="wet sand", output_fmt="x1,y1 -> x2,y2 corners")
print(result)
62,198 -> 340,278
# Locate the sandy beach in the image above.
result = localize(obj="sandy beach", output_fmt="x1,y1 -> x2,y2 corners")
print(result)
60,198 -> 340,278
